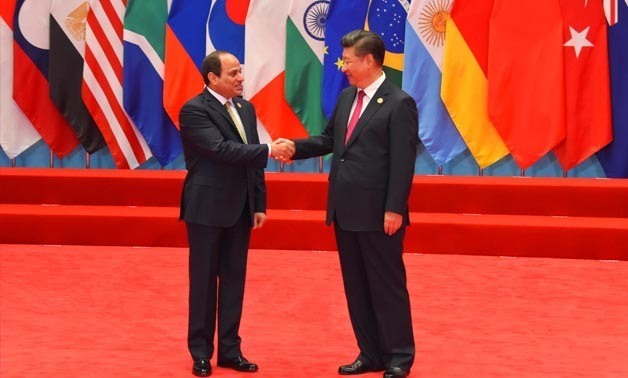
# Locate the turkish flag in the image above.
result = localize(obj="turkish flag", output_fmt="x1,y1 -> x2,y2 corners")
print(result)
554,0 -> 612,171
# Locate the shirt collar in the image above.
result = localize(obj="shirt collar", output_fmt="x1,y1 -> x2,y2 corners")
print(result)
206,87 -> 231,107
359,71 -> 386,99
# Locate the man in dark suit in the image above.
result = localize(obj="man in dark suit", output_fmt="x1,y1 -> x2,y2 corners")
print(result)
179,51 -> 293,377
277,30 -> 418,378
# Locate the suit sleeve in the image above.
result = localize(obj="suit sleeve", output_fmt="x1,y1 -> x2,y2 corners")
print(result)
292,98 -> 339,159
247,104 -> 267,213
179,101 -> 268,168
385,96 -> 418,214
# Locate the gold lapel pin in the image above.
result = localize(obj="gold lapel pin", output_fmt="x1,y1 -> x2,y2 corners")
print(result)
376,97 -> 383,104
236,103 -> 242,108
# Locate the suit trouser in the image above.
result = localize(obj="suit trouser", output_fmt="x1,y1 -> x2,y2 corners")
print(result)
186,209 -> 251,361
334,222 -> 415,371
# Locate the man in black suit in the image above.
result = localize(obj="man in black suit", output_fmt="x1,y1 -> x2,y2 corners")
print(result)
277,30 -> 418,378
179,51 -> 293,377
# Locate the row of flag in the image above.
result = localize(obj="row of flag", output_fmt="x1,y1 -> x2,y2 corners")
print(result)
0,0 -> 626,177
406,0 -> 627,177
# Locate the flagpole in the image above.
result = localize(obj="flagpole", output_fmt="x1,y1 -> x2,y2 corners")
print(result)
50,150 -> 54,168
318,157 -> 323,173
85,152 -> 91,169
563,170 -> 568,178
437,165 -> 443,175
520,169 -> 525,177
11,158 -> 16,168
478,168 -> 484,176
279,161 -> 285,173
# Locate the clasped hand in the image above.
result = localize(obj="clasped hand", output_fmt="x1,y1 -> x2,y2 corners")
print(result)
270,138 -> 295,162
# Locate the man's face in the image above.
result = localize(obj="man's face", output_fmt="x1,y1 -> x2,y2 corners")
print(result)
209,54 -> 244,99
341,46 -> 371,88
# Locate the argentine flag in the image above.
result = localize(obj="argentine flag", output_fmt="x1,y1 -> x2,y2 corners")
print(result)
402,0 -> 466,166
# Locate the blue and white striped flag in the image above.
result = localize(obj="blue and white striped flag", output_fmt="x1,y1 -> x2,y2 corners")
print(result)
402,0 -> 466,166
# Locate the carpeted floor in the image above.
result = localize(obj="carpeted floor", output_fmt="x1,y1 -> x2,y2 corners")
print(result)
1,244 -> 627,377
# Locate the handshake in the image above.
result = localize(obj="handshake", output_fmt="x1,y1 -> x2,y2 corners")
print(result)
270,138 -> 295,162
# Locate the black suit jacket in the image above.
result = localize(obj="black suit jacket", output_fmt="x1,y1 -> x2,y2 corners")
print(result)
294,79 -> 418,231
179,90 -> 268,227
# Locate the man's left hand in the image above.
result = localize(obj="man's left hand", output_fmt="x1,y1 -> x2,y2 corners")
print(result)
253,212 -> 266,229
384,211 -> 402,235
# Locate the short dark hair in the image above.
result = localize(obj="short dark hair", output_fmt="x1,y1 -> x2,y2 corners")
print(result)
341,30 -> 385,67
201,51 -> 228,85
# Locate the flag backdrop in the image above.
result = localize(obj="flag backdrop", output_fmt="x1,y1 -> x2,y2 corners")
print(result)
487,0 -> 565,169
245,0 -> 308,142
403,0 -> 466,166
321,0 -> 369,119
554,0 -> 612,171
50,0 -> 105,154
13,0 -> 79,158
163,0 -> 210,128
123,0 -> 181,166
285,0 -> 328,136
0,0 -> 40,159
82,0 -> 151,169
597,0 -> 628,178
440,0 -> 509,168
2,0 -> 624,175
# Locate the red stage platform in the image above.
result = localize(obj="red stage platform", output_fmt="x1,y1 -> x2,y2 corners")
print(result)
1,168 -> 627,260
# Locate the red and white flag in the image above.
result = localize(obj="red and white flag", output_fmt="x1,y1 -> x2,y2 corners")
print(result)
12,0 -> 79,158
0,0 -> 40,159
604,0 -> 619,25
244,0 -> 308,143
82,0 -> 151,168
555,0 -> 612,170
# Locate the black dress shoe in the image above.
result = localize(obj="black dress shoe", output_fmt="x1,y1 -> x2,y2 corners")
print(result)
338,359 -> 384,375
192,358 -> 211,377
384,367 -> 409,378
217,355 -> 259,372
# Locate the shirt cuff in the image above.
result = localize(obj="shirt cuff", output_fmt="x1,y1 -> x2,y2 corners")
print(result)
267,143 -> 271,158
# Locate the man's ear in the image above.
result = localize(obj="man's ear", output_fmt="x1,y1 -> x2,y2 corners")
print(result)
207,72 -> 216,86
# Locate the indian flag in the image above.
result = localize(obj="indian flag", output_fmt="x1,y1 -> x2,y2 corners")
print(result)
285,0 -> 329,135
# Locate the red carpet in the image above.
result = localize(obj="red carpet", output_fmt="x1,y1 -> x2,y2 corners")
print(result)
2,244 -> 628,377
1,168 -> 628,259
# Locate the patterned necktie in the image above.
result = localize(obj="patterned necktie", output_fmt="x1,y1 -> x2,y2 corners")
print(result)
225,101 -> 248,143
345,90 -> 366,144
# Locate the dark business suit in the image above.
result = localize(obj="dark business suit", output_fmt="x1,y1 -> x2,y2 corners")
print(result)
293,79 -> 418,370
179,89 -> 268,362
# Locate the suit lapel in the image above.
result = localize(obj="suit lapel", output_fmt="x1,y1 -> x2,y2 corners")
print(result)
203,91 -> 245,142
344,80 -> 391,149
